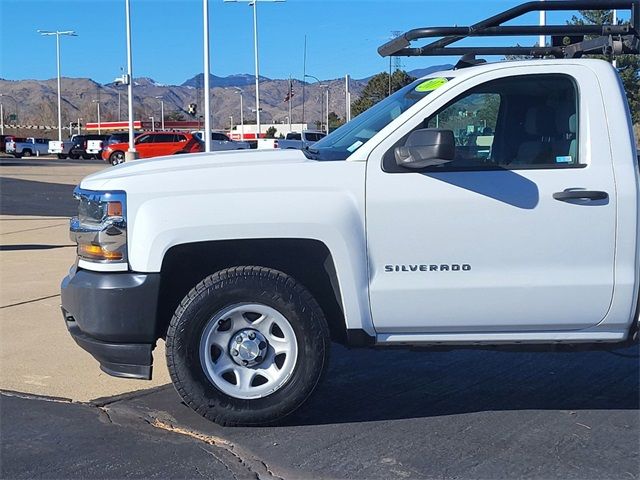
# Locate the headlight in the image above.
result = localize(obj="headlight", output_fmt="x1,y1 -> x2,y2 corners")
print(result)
70,187 -> 127,263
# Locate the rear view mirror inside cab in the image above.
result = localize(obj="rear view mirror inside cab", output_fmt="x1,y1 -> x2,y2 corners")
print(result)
395,128 -> 455,169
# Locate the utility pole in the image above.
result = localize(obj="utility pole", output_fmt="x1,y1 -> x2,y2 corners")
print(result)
0,103 -> 3,135
37,30 -> 77,142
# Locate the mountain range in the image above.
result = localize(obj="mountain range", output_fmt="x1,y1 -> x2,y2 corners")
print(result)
0,65 -> 452,135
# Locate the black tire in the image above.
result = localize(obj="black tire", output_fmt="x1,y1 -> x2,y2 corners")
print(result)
94,154 -> 101,160
22,149 -> 32,157
69,153 -> 80,160
82,153 -> 91,160
13,153 -> 22,158
166,266 -> 330,426
57,154 -> 68,159
109,151 -> 125,165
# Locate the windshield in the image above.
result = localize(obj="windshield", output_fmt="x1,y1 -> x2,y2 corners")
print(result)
306,77 -> 448,161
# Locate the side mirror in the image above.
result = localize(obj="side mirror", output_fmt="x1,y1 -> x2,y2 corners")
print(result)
395,128 -> 455,169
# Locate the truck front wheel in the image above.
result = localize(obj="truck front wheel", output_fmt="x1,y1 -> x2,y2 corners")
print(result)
109,151 -> 125,165
166,266 -> 330,426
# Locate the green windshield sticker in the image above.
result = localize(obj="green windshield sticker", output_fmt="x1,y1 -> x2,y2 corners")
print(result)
415,77 -> 448,92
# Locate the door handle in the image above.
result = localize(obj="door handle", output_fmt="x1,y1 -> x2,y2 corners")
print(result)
553,190 -> 608,202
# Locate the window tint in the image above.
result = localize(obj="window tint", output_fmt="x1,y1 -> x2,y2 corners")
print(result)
212,133 -> 229,141
305,133 -> 325,142
136,134 -> 154,144
287,133 -> 301,140
154,133 -> 175,143
175,134 -> 187,142
392,74 -> 579,171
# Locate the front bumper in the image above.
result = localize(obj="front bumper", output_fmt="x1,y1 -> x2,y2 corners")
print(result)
60,265 -> 161,380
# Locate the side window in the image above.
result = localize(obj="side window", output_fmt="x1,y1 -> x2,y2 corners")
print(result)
212,133 -> 228,141
175,134 -> 187,142
136,134 -> 154,144
388,74 -> 579,172
155,134 -> 174,143
426,93 -> 500,166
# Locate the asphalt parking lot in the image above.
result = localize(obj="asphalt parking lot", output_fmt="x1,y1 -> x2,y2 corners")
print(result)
1,155 -> 639,479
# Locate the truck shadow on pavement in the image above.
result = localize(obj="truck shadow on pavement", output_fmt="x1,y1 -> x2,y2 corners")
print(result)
0,177 -> 77,217
283,344 -> 639,426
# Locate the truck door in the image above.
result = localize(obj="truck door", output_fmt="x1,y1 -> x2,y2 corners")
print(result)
366,66 -> 617,334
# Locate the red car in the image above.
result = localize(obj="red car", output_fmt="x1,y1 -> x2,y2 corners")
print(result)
102,131 -> 203,165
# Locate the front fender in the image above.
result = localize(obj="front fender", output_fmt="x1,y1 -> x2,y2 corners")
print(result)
122,160 -> 373,335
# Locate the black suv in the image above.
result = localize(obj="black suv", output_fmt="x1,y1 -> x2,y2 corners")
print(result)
68,134 -> 109,160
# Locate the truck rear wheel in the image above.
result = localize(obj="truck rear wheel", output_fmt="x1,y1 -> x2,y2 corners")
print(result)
166,266 -> 330,426
57,154 -> 68,160
22,149 -> 32,157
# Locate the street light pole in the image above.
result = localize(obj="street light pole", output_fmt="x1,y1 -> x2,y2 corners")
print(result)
38,30 -> 76,142
203,0 -> 212,152
233,88 -> 244,141
325,87 -> 329,134
92,100 -> 101,134
149,116 -> 155,130
224,0 -> 284,139
0,94 -> 18,128
155,96 -> 165,130
252,0 -> 261,136
304,74 -> 325,131
125,0 -> 137,159
539,0 -> 546,47
613,9 -> 618,68
0,103 -> 3,135
345,74 -> 351,122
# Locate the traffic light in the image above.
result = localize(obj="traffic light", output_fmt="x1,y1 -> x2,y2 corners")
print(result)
188,103 -> 197,116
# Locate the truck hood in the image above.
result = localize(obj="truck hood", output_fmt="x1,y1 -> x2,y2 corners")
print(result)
80,149 -> 310,190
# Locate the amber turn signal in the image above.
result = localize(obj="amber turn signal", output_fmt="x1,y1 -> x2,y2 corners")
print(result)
107,201 -> 123,217
78,244 -> 123,261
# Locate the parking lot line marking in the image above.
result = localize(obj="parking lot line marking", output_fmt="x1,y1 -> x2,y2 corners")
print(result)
1,293 -> 60,309
0,223 -> 68,236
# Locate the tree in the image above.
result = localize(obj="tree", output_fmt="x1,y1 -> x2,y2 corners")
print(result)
569,10 -> 640,123
265,126 -> 277,138
166,111 -> 186,121
327,111 -> 343,130
351,70 -> 415,117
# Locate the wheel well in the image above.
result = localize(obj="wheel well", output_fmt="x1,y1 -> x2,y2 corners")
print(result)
156,239 -> 348,344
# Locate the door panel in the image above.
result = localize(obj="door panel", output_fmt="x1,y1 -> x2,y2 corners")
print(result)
366,66 -> 616,333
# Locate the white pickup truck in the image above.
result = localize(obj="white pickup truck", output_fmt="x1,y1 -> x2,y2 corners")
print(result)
61,2 -> 640,427
276,130 -> 326,150
49,135 -> 80,160
6,137 -> 49,157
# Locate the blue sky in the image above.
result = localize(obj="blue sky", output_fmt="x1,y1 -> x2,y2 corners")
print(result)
0,0 -> 627,85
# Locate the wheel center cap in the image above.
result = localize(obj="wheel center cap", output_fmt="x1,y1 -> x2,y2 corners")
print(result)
229,329 -> 268,367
